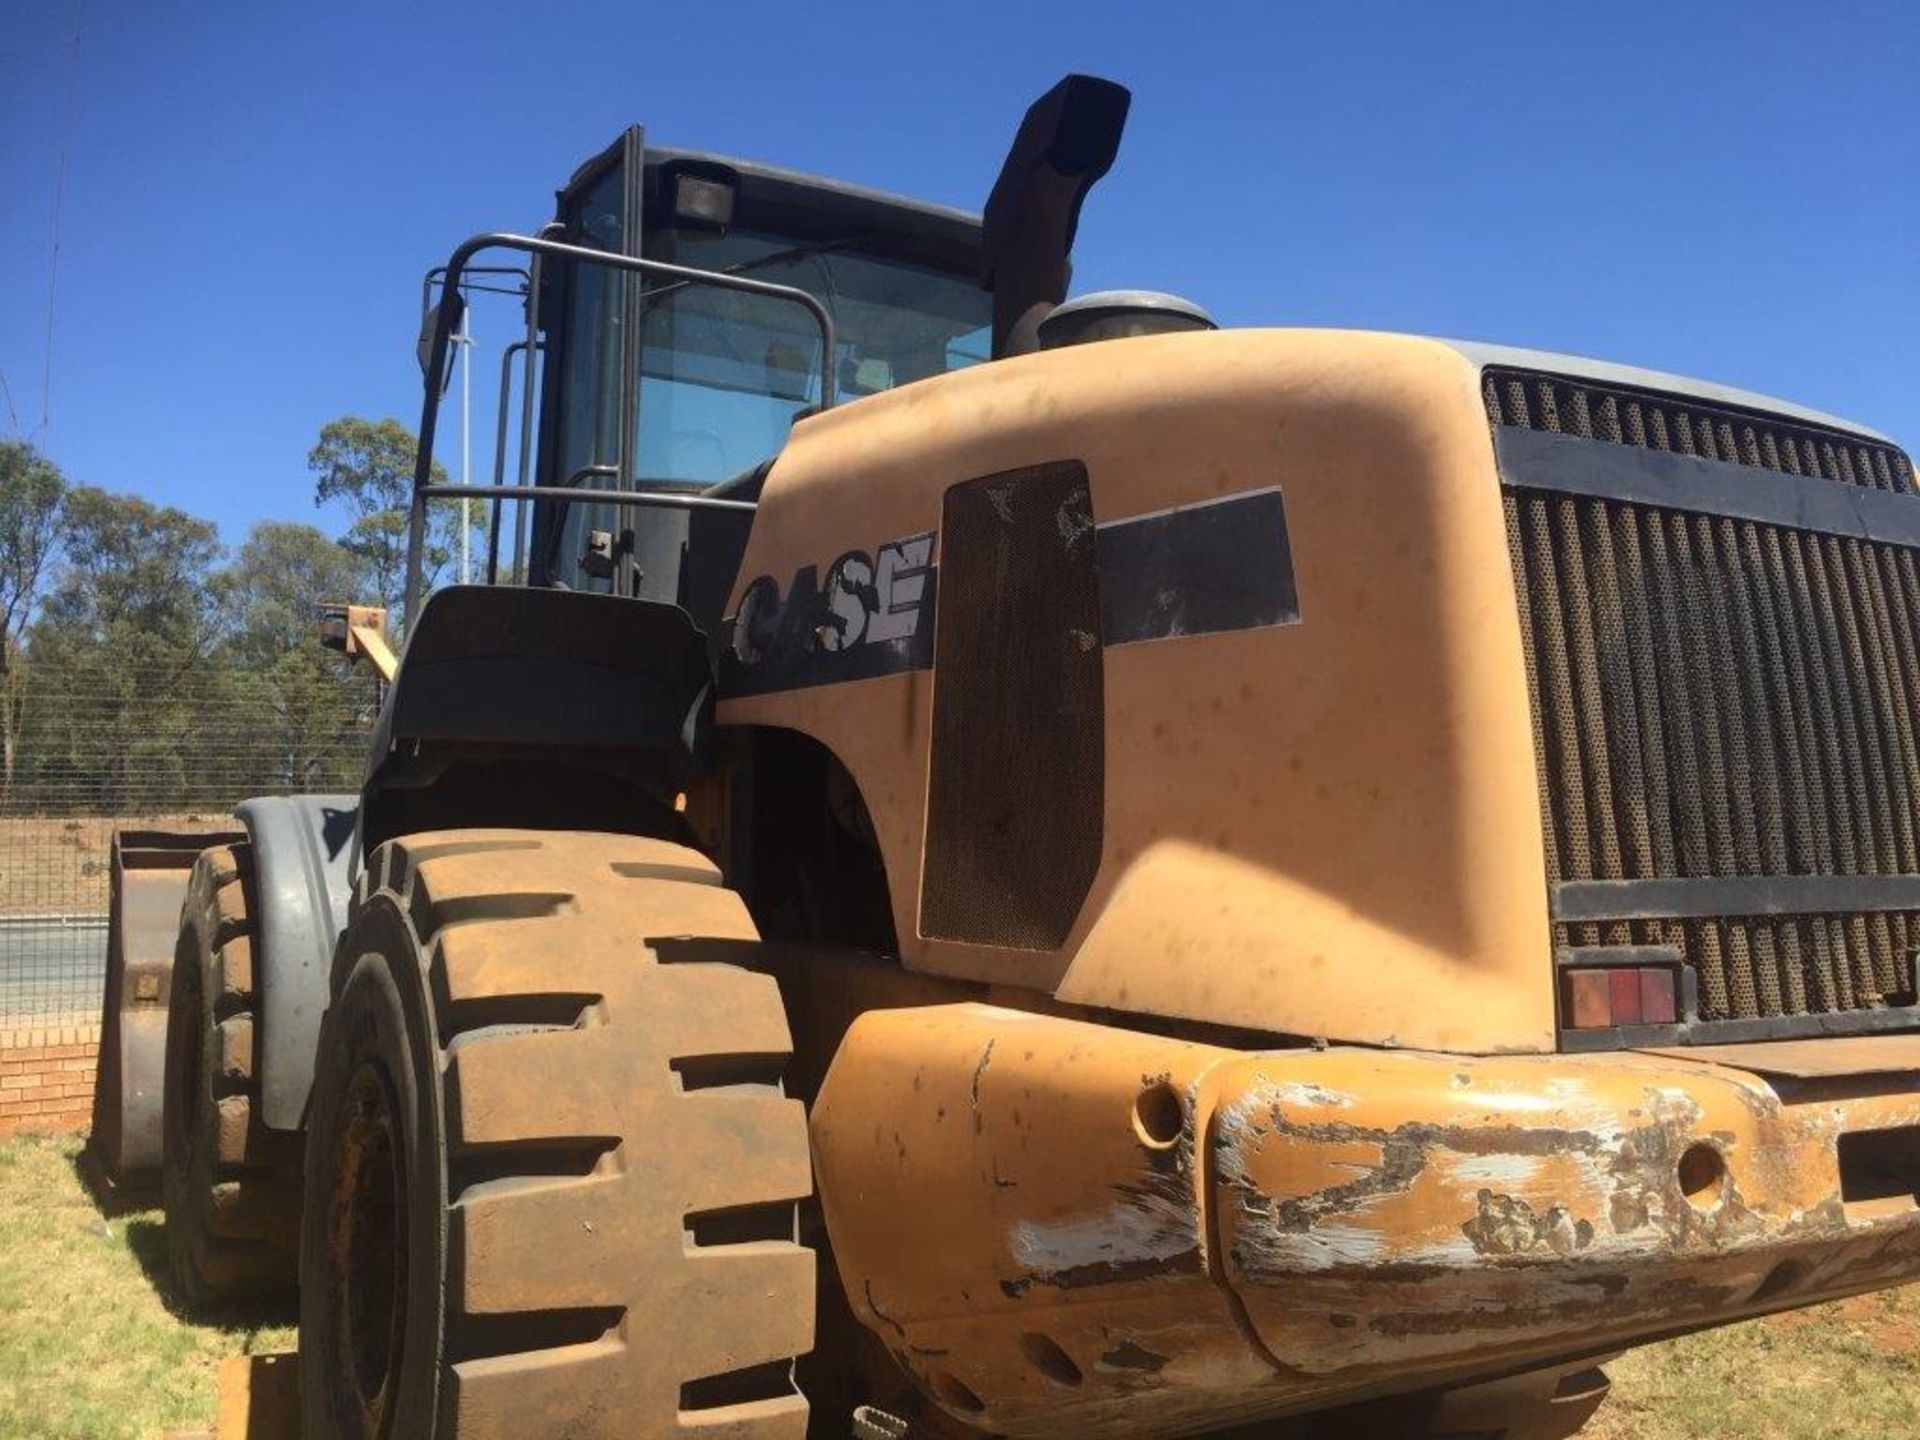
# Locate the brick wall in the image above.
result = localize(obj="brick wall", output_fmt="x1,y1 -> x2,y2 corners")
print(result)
0,1022 -> 100,1138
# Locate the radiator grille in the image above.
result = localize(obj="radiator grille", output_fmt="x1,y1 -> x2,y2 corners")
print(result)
1486,368 -> 1915,494
1497,369 -> 1920,1023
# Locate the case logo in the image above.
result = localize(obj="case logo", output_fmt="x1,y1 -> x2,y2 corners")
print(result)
724,531 -> 936,693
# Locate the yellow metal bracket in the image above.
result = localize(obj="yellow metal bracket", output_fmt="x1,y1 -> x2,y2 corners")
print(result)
317,602 -> 398,683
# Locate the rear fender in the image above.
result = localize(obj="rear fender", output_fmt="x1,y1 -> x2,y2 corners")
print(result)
235,795 -> 357,1131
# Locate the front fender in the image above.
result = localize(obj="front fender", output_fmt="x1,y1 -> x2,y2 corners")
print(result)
359,586 -> 712,851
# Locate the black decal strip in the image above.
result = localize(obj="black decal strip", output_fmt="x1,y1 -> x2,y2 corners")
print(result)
1498,427 -> 1920,549
1553,874 -> 1920,923
1095,487 -> 1299,646
716,486 -> 1300,699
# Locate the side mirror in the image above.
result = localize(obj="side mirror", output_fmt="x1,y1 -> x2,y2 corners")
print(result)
416,293 -> 466,395
319,602 -> 398,683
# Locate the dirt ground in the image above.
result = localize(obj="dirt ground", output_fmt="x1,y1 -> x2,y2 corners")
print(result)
3,1135 -> 1919,1439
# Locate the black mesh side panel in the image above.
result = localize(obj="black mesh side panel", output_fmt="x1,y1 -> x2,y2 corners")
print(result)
920,462 -> 1103,951
1498,371 -> 1920,1023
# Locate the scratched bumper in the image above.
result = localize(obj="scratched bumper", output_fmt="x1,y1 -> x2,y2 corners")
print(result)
1203,1044 -> 1920,1381
809,1004 -> 1920,1438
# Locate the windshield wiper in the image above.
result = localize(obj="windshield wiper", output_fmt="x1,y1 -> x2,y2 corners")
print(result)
637,235 -> 868,308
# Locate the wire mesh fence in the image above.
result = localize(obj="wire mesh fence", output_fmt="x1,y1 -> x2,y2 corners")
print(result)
0,670 -> 379,1029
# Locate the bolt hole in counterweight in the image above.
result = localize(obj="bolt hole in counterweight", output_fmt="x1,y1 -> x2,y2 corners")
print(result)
929,1369 -> 987,1414
1019,1332 -> 1085,1387
1838,1125 -> 1920,1215
1676,1143 -> 1726,1210
1134,1080 -> 1186,1150
1751,1257 -> 1809,1305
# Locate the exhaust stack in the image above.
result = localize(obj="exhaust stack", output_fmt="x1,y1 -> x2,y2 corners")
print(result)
982,74 -> 1130,359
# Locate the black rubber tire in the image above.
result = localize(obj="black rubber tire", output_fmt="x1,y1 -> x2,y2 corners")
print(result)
298,829 -> 815,1440
160,842 -> 301,1305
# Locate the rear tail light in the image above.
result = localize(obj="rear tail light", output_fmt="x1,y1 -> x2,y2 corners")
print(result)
1562,963 -> 1682,1030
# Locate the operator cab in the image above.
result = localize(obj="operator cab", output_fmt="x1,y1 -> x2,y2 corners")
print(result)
528,129 -> 990,619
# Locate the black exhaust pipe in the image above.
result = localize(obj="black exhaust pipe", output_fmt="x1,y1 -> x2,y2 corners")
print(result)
982,74 -> 1131,359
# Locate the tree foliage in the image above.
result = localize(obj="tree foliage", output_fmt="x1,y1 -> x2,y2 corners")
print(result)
217,522 -> 377,790
0,441 -> 67,797
308,415 -> 464,620
19,488 -> 229,810
4,416 -> 442,813
226,521 -> 372,667
0,441 -> 66,662
35,487 -> 224,656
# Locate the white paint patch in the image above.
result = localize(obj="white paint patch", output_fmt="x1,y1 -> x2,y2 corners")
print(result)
1211,1093 -> 1270,1187
1239,1220 -> 1390,1272
1541,1076 -> 1596,1101
1010,1191 -> 1198,1275
1390,1232 -> 1486,1268
1447,1153 -> 1545,1187
1262,1080 -> 1356,1110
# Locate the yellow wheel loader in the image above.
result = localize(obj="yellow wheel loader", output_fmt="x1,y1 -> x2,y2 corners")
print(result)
112,74 -> 1920,1439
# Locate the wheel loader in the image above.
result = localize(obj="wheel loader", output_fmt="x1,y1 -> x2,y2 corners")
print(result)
92,73 -> 1920,1439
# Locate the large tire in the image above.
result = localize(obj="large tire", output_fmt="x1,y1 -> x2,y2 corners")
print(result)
161,842 -> 302,1304
298,829 -> 815,1440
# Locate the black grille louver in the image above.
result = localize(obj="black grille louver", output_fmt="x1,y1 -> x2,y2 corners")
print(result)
1485,369 -> 1915,494
1493,367 -> 1920,1026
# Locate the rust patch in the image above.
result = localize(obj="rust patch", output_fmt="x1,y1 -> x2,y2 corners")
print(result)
1218,1099 -> 1617,1277
999,1248 -> 1203,1299
1461,1190 -> 1594,1258
1609,1189 -> 1649,1234
1098,1339 -> 1170,1373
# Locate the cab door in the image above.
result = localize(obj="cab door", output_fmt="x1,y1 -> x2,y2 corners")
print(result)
531,126 -> 645,593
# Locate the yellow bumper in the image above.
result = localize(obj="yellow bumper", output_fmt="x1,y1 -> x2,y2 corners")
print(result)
810,1004 -> 1920,1438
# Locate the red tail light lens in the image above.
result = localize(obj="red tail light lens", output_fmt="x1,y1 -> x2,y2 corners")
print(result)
1638,966 -> 1678,1024
1563,964 -> 1681,1030
1608,968 -> 1643,1024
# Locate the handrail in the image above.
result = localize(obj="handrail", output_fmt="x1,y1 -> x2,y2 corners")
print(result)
418,483 -> 757,513
418,263 -> 531,324
405,232 -> 839,626
483,338 -> 538,586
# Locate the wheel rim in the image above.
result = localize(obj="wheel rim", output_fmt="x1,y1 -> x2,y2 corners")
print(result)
328,1059 -> 410,1438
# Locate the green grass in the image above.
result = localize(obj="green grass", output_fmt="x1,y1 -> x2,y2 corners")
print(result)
1588,1284 -> 1920,1440
2,1133 -> 1918,1438
0,1136 -> 292,1440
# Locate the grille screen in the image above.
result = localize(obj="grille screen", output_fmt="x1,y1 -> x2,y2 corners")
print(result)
1486,368 -> 1915,494
1497,370 -> 1920,1023
920,462 -> 1104,951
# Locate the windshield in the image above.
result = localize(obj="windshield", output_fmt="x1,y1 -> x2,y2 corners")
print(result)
542,209 -> 990,598
635,228 -> 990,483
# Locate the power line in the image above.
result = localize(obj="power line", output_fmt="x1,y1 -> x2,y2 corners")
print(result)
36,0 -> 86,438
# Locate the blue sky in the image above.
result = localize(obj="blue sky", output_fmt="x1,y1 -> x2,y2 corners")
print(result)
3,1 -> 1915,545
